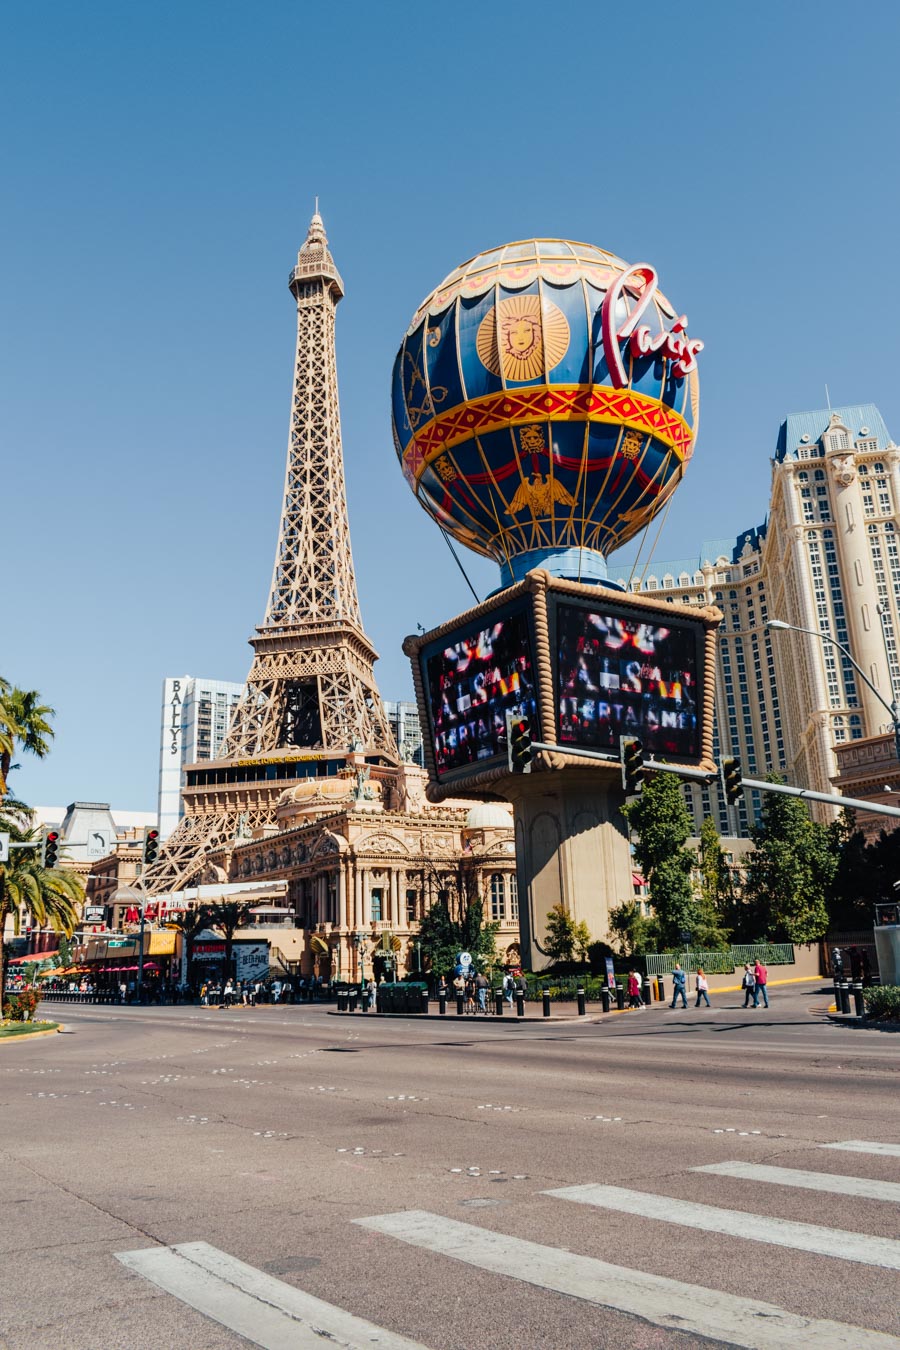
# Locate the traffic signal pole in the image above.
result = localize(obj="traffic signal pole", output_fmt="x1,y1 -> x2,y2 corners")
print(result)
527,740 -> 900,819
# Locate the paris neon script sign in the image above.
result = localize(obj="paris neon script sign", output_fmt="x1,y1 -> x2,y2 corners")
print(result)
601,263 -> 704,390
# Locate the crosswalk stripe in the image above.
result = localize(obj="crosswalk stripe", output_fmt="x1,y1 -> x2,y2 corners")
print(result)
693,1160 -> 900,1202
355,1209 -> 900,1350
115,1241 -> 429,1349
821,1140 -> 900,1158
545,1183 -> 900,1270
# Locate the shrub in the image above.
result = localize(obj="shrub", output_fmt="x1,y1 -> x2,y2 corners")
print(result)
3,989 -> 42,1022
864,985 -> 900,1022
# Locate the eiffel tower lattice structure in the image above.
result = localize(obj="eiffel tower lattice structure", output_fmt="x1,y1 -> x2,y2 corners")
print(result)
139,213 -> 398,898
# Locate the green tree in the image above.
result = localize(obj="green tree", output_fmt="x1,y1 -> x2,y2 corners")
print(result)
573,918 -> 592,963
607,900 -> 659,957
693,817 -> 732,949
543,902 -> 576,962
744,783 -> 838,944
0,821 -> 82,1003
204,900 -> 255,980
623,773 -> 700,950
416,867 -> 499,978
0,681 -> 55,802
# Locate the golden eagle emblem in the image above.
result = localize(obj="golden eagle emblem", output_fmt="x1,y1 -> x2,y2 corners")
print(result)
508,473 -> 575,516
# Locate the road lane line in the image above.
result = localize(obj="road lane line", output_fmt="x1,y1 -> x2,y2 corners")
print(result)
821,1140 -> 900,1158
545,1183 -> 900,1269
355,1210 -> 900,1350
115,1242 -> 429,1349
693,1160 -> 900,1201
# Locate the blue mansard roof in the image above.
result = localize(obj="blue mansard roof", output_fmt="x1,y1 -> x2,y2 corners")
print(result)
775,404 -> 892,462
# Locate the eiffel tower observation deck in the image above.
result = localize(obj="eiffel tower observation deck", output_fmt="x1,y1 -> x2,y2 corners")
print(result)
140,213 -> 398,896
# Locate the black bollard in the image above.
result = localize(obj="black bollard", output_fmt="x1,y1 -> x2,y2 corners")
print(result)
515,993 -> 525,1018
852,982 -> 865,1017
576,986 -> 586,1016
832,978 -> 842,1012
438,985 -> 447,1016
601,987 -> 610,1013
542,989 -> 551,1018
495,990 -> 504,1017
839,981 -> 852,1015
337,987 -> 347,1012
419,989 -> 429,1016
615,983 -> 625,1011
642,977 -> 653,1007
456,993 -> 464,1016
656,976 -> 666,1004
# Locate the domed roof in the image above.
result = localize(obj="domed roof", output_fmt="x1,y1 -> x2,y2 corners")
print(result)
464,802 -> 513,830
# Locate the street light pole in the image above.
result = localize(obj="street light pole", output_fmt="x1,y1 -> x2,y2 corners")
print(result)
768,618 -> 900,762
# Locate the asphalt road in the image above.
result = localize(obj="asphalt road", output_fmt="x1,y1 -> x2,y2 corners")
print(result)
1,986 -> 898,1349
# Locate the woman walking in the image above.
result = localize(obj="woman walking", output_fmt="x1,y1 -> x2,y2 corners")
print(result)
695,967 -> 711,1008
627,970 -> 643,1009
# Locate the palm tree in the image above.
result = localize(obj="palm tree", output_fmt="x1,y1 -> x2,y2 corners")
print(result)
165,903 -> 213,988
205,900 -> 255,980
1,822 -> 82,1004
0,681 -> 55,801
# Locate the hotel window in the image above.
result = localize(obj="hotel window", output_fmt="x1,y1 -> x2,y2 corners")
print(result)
509,873 -> 518,920
370,889 -> 383,923
490,873 -> 505,921
406,888 -> 418,924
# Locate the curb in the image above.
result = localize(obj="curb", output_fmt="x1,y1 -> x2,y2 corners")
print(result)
0,1021 -> 61,1044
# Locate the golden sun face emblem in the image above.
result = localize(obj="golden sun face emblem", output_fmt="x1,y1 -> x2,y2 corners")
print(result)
476,294 -> 569,382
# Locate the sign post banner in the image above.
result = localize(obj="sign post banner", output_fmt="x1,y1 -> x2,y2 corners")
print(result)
605,956 -> 616,991
235,942 -> 270,982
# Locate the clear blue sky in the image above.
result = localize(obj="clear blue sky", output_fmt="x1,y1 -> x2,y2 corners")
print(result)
5,0 -> 899,810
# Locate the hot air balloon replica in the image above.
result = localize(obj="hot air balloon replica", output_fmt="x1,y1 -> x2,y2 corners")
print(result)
399,238 -> 719,969
392,238 -> 701,587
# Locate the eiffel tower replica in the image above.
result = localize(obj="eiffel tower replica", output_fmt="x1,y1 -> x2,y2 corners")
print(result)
140,212 -> 398,897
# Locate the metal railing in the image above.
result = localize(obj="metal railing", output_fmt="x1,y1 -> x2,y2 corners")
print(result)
644,944 -> 794,976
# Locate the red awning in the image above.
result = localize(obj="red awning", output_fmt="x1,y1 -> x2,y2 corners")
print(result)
631,873 -> 645,886
7,952 -> 57,965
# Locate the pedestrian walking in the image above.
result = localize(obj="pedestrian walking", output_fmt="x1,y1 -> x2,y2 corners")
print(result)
741,963 -> 757,1008
367,979 -> 378,1011
464,973 -> 476,1015
831,946 -> 844,980
474,970 -> 489,1014
200,982 -> 209,1007
627,970 -> 643,1009
453,972 -> 465,1004
695,967 -> 711,1008
753,959 -> 769,1008
223,979 -> 234,1008
670,963 -> 688,1009
502,971 -> 514,1006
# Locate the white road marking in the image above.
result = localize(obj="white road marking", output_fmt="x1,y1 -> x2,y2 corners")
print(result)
694,1160 -> 900,1202
821,1140 -> 900,1158
115,1241 -> 428,1349
355,1209 -> 900,1350
546,1183 -> 900,1270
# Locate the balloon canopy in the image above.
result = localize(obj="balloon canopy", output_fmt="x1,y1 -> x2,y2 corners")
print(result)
392,239 -> 702,587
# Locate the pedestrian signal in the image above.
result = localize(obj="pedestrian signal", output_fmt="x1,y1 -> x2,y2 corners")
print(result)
506,713 -> 533,773
620,737 -> 645,794
142,826 -> 161,867
41,827 -> 61,868
721,757 -> 743,804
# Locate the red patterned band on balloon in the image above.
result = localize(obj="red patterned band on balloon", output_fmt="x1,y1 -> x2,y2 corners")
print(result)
401,383 -> 695,487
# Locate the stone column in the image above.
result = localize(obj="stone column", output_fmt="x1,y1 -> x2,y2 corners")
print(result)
503,766 -> 633,972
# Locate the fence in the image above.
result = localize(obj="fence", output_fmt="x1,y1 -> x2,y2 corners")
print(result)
644,944 -> 794,977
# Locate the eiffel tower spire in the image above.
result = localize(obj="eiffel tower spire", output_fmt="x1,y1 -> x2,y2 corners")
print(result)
138,215 -> 397,896
221,212 -> 395,758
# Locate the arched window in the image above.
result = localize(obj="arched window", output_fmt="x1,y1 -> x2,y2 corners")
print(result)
509,872 -> 518,921
814,469 -> 825,481
490,873 -> 505,922
798,471 -> 808,483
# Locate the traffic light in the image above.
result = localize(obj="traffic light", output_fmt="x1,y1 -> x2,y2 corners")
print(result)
507,716 -> 533,773
41,827 -> 60,868
721,757 -> 744,805
142,826 -> 161,867
620,737 -> 645,794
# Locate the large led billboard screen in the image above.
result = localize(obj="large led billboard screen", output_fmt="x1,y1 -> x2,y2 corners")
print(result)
421,602 -> 537,780
554,599 -> 702,760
